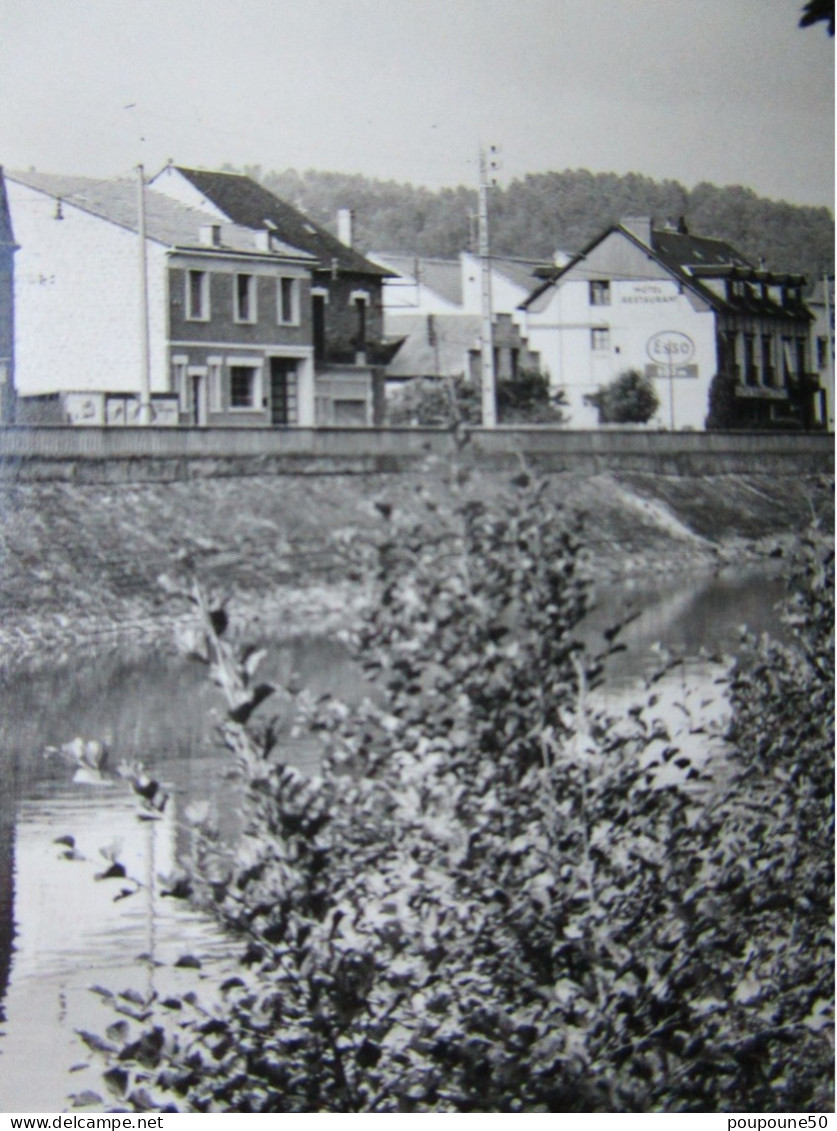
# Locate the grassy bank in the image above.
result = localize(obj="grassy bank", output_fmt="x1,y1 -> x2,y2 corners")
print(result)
0,465 -> 831,671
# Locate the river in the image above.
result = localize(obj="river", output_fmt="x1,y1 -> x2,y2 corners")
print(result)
0,563 -> 789,1112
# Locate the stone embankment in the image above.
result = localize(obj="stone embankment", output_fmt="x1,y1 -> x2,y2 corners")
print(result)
0,463 -> 832,672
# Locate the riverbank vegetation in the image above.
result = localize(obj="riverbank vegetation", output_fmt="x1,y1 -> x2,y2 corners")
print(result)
85,466 -> 834,1113
0,470 -> 831,674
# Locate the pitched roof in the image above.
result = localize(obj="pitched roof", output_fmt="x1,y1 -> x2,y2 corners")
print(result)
7,170 -> 317,262
520,220 -> 810,320
372,254 -> 463,306
384,313 -> 481,378
651,229 -> 752,272
373,253 -> 551,309
490,255 -> 552,292
170,166 -> 390,277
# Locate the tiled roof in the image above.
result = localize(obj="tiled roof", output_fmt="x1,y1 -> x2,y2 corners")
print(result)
651,230 -> 752,271
520,221 -> 810,321
172,167 -> 390,277
374,253 -> 550,307
372,254 -> 463,306
7,170 -> 315,260
384,313 -> 481,378
488,256 -> 551,292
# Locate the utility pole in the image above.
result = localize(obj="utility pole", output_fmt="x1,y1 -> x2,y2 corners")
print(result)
478,145 -> 498,428
824,270 -> 834,431
136,164 -> 152,425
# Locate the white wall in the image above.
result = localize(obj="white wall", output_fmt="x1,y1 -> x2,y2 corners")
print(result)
148,166 -> 229,219
9,180 -> 170,397
460,253 -> 532,324
376,260 -> 462,316
523,231 -> 718,430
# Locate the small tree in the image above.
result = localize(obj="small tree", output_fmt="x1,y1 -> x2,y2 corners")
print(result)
496,367 -> 566,424
585,369 -> 659,424
82,478 -> 834,1112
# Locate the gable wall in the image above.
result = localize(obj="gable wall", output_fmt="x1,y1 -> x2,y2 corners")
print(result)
8,180 -> 170,396
149,166 -> 229,220
523,230 -> 718,429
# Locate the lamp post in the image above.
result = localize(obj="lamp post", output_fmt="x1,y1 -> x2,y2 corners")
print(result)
478,145 -> 497,428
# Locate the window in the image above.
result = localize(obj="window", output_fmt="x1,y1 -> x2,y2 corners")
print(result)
186,271 -> 209,320
817,336 -> 829,368
716,331 -> 741,380
589,280 -> 611,306
591,327 -> 610,351
782,337 -> 794,383
278,277 -> 298,325
744,334 -> 757,385
234,273 -> 256,323
761,336 -> 775,387
355,296 -> 367,348
230,365 -> 258,408
313,294 -> 326,361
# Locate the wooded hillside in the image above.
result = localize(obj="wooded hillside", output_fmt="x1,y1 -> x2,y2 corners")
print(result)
228,164 -> 834,285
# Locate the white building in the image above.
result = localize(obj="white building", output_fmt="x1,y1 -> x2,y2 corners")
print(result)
370,251 -> 553,383
519,218 -> 817,430
3,169 -> 320,426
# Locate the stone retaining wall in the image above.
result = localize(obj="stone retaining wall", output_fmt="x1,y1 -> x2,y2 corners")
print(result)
0,426 -> 832,482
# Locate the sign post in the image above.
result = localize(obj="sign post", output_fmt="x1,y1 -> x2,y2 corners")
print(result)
646,331 -> 696,430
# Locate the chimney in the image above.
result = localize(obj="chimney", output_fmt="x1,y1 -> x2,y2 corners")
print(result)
199,223 -> 222,247
621,216 -> 653,246
337,208 -> 354,248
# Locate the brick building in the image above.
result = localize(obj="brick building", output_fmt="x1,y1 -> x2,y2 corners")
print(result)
3,168 -> 321,426
151,166 -> 400,425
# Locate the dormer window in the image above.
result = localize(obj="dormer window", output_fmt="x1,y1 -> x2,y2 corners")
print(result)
235,273 -> 256,323
589,280 -> 610,306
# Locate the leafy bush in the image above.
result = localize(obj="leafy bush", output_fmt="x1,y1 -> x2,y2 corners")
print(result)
584,369 -> 660,425
386,370 -> 566,427
87,473 -> 834,1113
496,368 -> 567,424
704,372 -> 740,430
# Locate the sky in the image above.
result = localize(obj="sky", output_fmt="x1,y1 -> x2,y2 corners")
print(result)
0,0 -> 833,209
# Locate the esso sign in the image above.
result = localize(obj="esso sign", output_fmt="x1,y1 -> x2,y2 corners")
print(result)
646,331 -> 695,365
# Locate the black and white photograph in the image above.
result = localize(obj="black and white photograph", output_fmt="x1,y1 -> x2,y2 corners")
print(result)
0,0 -> 833,1116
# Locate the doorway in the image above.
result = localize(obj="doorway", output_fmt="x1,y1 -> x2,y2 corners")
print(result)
189,368 -> 208,426
270,358 -> 298,425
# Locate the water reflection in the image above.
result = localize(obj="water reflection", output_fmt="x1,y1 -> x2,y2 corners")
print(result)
0,564 -> 790,1111
582,563 -> 788,687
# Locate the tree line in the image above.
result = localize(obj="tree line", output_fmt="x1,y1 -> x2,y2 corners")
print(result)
226,164 -> 834,285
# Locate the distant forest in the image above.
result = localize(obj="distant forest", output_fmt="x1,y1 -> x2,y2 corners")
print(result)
225,164 -> 834,285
